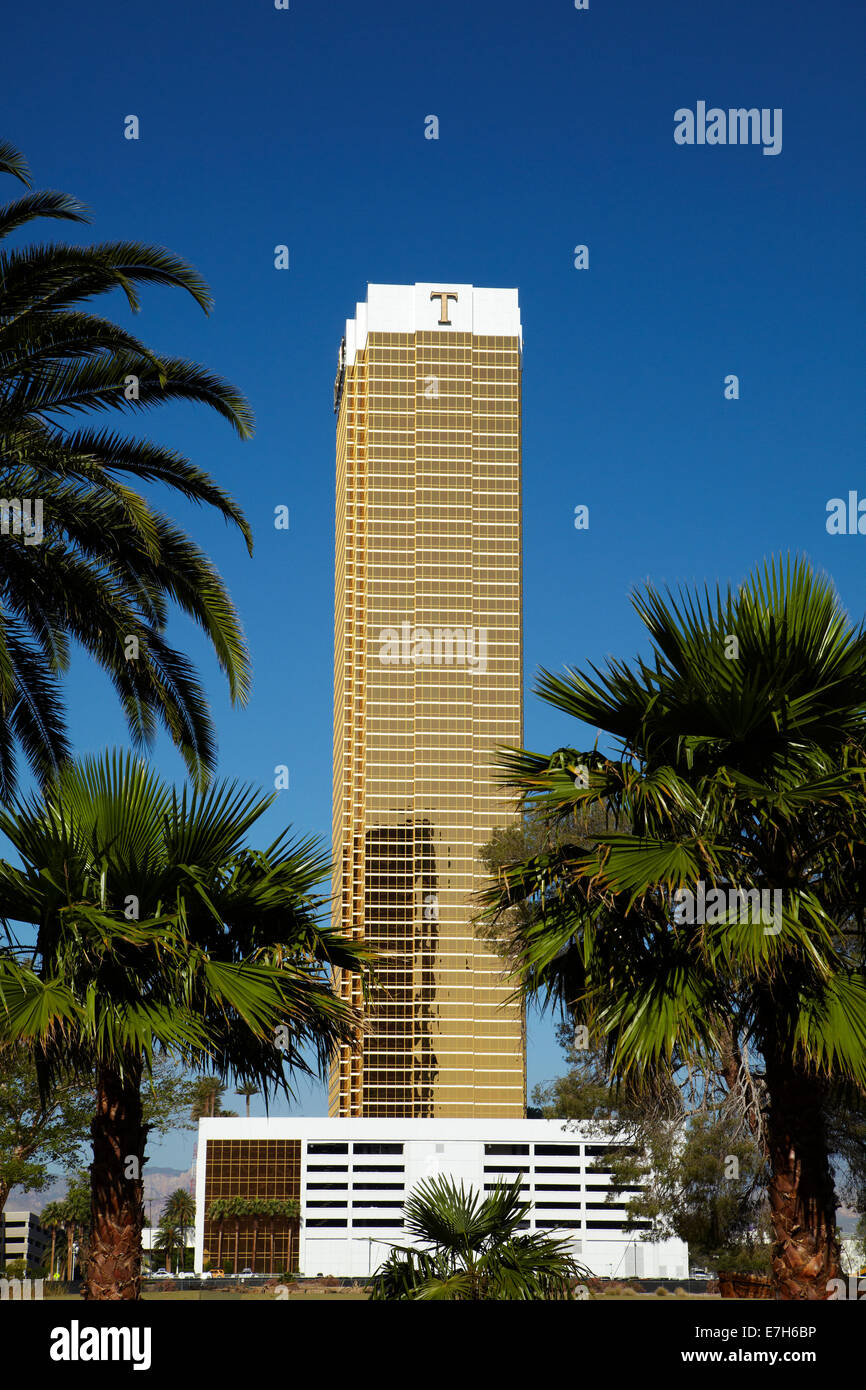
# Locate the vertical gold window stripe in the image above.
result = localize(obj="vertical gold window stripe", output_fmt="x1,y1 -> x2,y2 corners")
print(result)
330,328 -> 525,1118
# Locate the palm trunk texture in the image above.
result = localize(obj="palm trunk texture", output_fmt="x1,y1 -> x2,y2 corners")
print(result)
766,1060 -> 841,1299
85,1058 -> 145,1300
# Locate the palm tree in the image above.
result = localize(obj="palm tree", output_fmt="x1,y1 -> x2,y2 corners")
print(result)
56,1171 -> 90,1282
266,1199 -> 279,1274
265,1198 -> 300,1273
205,1195 -> 298,1273
206,1198 -> 229,1270
154,1213 -> 182,1274
235,1083 -> 257,1117
0,750 -> 373,1300
163,1189 -> 195,1273
229,1197 -> 244,1277
64,1207 -> 75,1282
40,1200 -> 64,1279
481,556 -> 866,1299
369,1175 -> 587,1300
191,1076 -> 227,1121
224,1196 -> 268,1273
248,1198 -> 266,1273
0,138 -> 254,797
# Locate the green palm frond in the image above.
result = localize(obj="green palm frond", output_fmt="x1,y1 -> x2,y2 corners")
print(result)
0,144 -> 256,791
0,191 -> 91,241
0,750 -> 373,1100
481,554 -> 866,1099
0,140 -> 30,185
370,1174 -> 587,1300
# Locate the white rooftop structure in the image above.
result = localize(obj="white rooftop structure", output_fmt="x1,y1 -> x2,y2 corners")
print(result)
342,283 -> 522,365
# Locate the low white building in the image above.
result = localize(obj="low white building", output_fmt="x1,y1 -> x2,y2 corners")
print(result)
194,1117 -> 688,1280
0,1211 -> 49,1272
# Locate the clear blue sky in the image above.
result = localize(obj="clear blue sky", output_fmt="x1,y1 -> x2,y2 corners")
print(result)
3,0 -> 864,1168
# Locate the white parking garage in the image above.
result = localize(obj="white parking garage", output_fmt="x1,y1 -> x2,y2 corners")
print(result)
194,1117 -> 688,1280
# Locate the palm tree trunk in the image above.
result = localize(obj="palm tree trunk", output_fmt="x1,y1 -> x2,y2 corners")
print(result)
251,1218 -> 258,1273
765,1057 -> 841,1298
85,1057 -> 145,1301
66,1224 -> 74,1281
216,1223 -> 223,1268
50,1227 -> 57,1279
234,1219 -> 239,1275
270,1223 -> 275,1274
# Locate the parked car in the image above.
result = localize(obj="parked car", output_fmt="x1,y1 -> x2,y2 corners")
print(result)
240,1268 -> 254,1279
691,1269 -> 712,1280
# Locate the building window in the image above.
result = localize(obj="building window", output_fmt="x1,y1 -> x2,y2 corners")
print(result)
352,1143 -> 404,1155
203,1139 -> 301,1271
586,1220 -> 651,1231
352,1164 -> 404,1173
351,1201 -> 404,1209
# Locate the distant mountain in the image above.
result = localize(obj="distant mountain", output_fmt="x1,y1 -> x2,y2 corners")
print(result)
7,1164 -> 195,1223
837,1206 -> 861,1236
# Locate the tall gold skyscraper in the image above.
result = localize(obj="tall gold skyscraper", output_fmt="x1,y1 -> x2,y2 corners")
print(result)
329,284 -> 525,1119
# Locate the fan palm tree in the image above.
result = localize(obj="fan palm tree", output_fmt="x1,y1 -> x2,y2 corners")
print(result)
55,1171 -> 91,1282
206,1198 -> 229,1270
191,1076 -> 227,1121
40,1199 -> 64,1279
163,1188 -> 195,1272
0,750 -> 373,1300
480,556 -> 866,1299
235,1083 -> 257,1117
0,137 -> 254,797
265,1198 -> 301,1273
229,1196 -> 244,1277
247,1197 -> 267,1273
154,1214 -> 182,1274
368,1175 -> 587,1300
64,1218 -> 74,1281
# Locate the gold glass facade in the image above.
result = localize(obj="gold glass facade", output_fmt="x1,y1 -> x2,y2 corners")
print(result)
203,1139 -> 301,1272
330,309 -> 526,1119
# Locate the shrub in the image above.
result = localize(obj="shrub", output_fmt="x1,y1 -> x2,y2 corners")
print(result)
715,1244 -> 772,1275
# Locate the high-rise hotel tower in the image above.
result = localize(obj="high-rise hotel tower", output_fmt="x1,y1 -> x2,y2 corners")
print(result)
330,284 -> 525,1120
